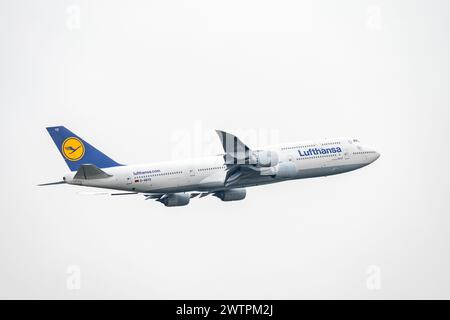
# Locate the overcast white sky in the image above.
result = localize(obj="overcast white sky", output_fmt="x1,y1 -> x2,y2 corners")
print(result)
1,0 -> 449,299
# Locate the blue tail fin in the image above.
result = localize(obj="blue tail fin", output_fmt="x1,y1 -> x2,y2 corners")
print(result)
46,126 -> 123,171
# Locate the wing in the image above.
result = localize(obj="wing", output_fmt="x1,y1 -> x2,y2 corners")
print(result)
215,130 -> 255,165
215,130 -> 276,187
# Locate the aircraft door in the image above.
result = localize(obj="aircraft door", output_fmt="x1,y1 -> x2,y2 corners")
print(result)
185,168 -> 197,186
344,141 -> 352,161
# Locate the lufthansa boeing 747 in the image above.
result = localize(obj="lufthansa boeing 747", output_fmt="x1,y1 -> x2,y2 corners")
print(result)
39,126 -> 380,206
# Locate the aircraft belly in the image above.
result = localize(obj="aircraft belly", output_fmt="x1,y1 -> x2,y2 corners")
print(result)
296,163 -> 368,178
131,163 -> 370,193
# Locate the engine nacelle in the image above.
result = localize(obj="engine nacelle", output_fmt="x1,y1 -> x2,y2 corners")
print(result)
254,150 -> 279,167
160,193 -> 190,207
214,188 -> 247,201
275,162 -> 297,178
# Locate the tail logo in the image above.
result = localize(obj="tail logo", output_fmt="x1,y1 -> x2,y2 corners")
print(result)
62,137 -> 85,161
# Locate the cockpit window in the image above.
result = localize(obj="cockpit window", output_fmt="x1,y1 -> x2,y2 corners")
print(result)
353,139 -> 360,143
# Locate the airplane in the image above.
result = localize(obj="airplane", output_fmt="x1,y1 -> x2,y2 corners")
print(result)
39,126 -> 380,206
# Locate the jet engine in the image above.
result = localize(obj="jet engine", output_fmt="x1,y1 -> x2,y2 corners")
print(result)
159,193 -> 190,207
253,150 -> 279,167
214,188 -> 247,201
275,162 -> 297,178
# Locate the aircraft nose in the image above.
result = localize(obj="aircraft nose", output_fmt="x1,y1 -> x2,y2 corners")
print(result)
372,151 -> 380,162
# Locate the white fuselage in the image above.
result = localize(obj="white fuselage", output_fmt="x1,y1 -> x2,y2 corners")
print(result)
63,138 -> 380,194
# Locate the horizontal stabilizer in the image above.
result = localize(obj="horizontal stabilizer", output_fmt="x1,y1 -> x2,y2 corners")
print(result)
77,191 -> 136,196
77,191 -> 110,196
111,192 -> 139,196
74,164 -> 112,180
37,181 -> 66,186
